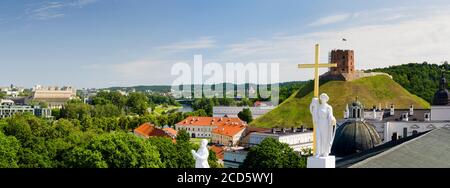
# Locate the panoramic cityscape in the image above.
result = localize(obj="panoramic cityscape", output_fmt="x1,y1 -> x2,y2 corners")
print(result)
1,0 -> 450,185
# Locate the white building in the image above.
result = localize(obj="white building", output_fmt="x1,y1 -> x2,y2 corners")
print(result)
248,127 -> 313,152
223,147 -> 248,168
340,73 -> 450,143
0,100 -> 52,119
213,106 -> 274,119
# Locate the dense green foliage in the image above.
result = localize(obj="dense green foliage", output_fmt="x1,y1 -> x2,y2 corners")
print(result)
369,62 -> 450,103
0,132 -> 20,168
241,138 -> 307,168
0,113 -> 210,168
238,108 -> 253,123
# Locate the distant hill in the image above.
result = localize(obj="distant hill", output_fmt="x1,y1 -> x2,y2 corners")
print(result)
250,75 -> 430,128
105,85 -> 172,93
368,62 -> 449,103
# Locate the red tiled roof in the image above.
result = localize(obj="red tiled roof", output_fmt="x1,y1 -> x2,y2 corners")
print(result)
176,116 -> 246,127
209,145 -> 224,160
163,127 -> 178,137
212,124 -> 246,137
134,123 -> 169,138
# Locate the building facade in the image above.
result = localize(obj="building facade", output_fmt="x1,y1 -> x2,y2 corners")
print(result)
340,73 -> 450,143
211,123 -> 246,146
212,106 -> 274,119
0,100 -> 52,119
175,117 -> 247,138
247,128 -> 313,152
223,147 -> 248,168
29,85 -> 77,109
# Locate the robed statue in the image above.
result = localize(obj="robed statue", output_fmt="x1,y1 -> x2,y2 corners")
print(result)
310,93 -> 337,157
191,139 -> 210,168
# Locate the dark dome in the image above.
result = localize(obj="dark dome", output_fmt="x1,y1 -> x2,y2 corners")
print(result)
352,100 -> 362,107
433,89 -> 450,105
331,120 -> 381,157
433,72 -> 450,105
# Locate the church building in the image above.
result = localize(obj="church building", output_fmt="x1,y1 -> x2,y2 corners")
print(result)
333,72 -> 450,158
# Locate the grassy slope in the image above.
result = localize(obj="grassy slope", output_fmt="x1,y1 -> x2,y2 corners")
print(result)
250,75 -> 430,128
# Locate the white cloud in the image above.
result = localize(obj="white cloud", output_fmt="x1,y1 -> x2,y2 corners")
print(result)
71,0 -> 99,7
27,0 -> 100,20
221,6 -> 450,83
156,37 -> 216,52
309,13 -> 354,27
87,5 -> 450,85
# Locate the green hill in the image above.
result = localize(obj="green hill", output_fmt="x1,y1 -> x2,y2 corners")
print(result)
250,75 -> 430,128
368,62 -> 449,103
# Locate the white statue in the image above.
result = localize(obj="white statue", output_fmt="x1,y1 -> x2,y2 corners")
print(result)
191,139 -> 210,168
310,93 -> 337,157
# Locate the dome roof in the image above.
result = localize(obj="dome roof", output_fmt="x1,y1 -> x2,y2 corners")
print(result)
433,72 -> 450,105
331,120 -> 381,157
433,89 -> 450,105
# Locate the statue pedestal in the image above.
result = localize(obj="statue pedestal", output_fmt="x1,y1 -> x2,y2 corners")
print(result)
307,156 -> 336,168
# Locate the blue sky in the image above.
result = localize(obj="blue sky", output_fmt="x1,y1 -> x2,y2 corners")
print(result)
1,0 -> 450,88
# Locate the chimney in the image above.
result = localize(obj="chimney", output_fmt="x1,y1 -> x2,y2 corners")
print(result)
390,104 -> 395,116
344,104 -> 349,119
409,104 -> 414,116
402,113 -> 409,121
424,112 -> 431,121
373,107 -> 377,119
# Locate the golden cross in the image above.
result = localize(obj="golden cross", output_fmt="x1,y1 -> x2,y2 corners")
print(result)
298,44 -> 337,155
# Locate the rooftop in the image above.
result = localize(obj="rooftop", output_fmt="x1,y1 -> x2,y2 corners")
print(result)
212,123 -> 246,137
162,127 -> 178,137
340,128 -> 450,168
134,123 -> 172,139
209,145 -> 224,160
176,116 -> 246,127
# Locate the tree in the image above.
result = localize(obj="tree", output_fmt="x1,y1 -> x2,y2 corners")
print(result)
127,92 -> 149,115
241,138 -> 306,168
175,141 -> 195,168
184,109 -> 208,117
208,149 -> 222,168
66,132 -> 162,168
52,108 -> 61,120
238,108 -> 253,123
0,132 -> 21,168
63,146 -> 107,168
147,137 -> 180,168
0,91 -> 6,99
92,104 -> 123,117
176,129 -> 190,143
60,103 -> 92,120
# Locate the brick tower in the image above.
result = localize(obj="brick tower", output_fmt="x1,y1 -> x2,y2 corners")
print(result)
329,50 -> 355,75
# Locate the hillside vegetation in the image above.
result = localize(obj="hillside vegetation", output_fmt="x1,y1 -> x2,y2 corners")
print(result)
250,75 -> 430,128
369,62 -> 449,103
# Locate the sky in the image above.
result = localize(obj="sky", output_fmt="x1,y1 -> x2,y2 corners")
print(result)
1,0 -> 450,88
